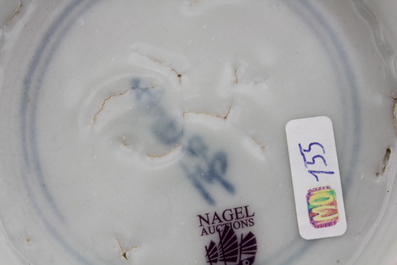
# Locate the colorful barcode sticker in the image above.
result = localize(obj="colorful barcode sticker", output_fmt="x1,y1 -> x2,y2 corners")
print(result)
285,116 -> 347,240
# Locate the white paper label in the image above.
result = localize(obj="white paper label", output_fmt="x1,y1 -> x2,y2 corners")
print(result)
285,116 -> 347,240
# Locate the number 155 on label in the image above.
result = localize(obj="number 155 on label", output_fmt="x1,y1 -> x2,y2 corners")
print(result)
286,116 -> 347,240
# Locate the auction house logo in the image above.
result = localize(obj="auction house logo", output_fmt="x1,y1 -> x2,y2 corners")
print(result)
197,205 -> 257,265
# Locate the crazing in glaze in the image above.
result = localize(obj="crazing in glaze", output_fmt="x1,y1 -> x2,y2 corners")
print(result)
0,0 -> 396,264
132,78 -> 235,205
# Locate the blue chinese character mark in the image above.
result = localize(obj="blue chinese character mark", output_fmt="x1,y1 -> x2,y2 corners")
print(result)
181,136 -> 235,205
132,78 -> 184,146
131,78 -> 235,205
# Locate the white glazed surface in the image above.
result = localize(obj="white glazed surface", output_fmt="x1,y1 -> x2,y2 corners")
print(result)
0,1 -> 30,264
0,1 -> 397,265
